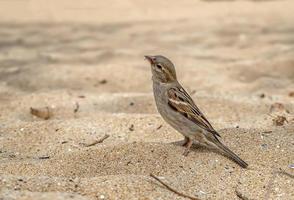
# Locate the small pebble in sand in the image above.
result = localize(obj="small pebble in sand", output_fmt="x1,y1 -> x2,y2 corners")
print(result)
99,79 -> 107,84
261,144 -> 268,149
289,92 -> 294,97
94,79 -> 108,87
272,115 -> 288,126
30,107 -> 52,120
129,124 -> 134,131
289,164 -> 294,169
198,190 -> 207,195
259,93 -> 265,98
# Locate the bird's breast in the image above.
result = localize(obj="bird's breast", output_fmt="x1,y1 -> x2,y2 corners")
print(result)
152,81 -> 202,136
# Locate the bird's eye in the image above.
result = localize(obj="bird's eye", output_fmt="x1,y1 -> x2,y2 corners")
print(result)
156,64 -> 163,70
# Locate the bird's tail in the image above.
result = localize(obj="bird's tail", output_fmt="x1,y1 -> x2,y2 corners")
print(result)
214,140 -> 248,168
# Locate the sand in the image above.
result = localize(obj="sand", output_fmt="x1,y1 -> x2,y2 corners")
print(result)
0,0 -> 294,199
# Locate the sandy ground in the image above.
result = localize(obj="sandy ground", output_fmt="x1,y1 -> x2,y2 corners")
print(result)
0,0 -> 294,199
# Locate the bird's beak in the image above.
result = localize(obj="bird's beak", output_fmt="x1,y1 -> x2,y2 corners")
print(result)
144,55 -> 155,65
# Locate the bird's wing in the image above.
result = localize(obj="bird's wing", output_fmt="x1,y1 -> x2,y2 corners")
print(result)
167,86 -> 220,138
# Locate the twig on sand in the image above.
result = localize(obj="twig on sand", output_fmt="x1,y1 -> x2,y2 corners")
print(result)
150,173 -> 200,200
74,102 -> 80,113
276,169 -> 294,179
264,169 -> 294,199
38,156 -> 50,160
235,189 -> 248,200
264,170 -> 276,200
156,124 -> 163,130
83,134 -> 110,147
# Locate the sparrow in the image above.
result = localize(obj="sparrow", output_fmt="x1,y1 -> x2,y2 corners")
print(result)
145,55 -> 248,168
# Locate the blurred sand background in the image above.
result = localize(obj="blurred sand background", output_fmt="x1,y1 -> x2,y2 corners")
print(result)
0,0 -> 294,199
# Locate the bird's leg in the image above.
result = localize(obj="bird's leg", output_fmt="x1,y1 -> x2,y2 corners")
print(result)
183,138 -> 193,156
182,136 -> 190,147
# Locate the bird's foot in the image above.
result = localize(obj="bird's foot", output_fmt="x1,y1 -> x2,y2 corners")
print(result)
182,136 -> 190,147
183,149 -> 190,156
182,138 -> 193,157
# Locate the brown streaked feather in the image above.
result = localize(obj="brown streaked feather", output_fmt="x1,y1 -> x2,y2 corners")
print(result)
167,86 -> 221,138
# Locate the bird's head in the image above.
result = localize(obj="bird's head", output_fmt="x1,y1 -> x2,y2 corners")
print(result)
145,55 -> 177,83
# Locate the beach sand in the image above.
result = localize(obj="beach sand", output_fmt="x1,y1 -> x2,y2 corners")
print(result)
0,0 -> 294,199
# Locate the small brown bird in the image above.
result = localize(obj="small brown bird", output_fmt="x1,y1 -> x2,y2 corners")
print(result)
145,55 -> 248,168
